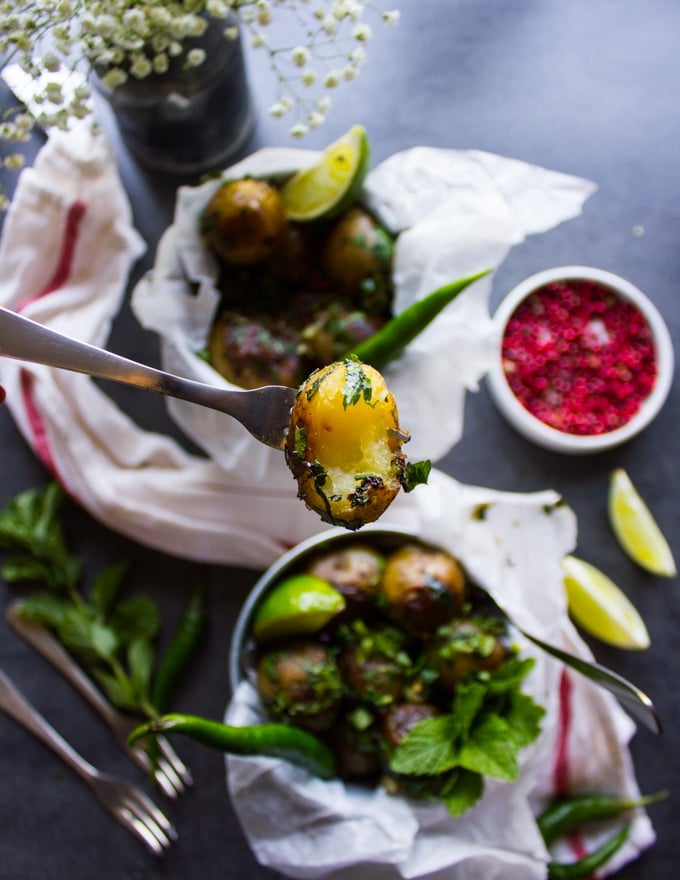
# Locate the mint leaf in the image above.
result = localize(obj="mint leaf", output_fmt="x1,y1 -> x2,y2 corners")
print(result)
128,637 -> 154,702
390,715 -> 459,775
89,561 -> 129,617
456,713 -> 519,782
13,594 -> 71,627
440,768 -> 485,817
92,667 -> 138,711
485,656 -> 535,694
504,689 -> 546,747
450,679 -> 488,735
109,596 -> 161,645
58,609 -> 118,661
1,556 -> 56,585
401,460 -> 431,492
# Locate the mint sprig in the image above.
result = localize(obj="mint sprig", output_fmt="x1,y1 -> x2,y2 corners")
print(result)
390,656 -> 545,816
0,483 -> 196,718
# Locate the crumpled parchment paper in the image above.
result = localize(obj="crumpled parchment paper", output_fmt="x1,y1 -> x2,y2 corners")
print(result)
131,143 -> 597,478
224,472 -> 655,880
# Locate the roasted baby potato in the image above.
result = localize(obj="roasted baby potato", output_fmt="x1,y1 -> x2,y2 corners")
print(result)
322,207 -> 392,290
378,543 -> 468,635
428,619 -> 508,691
256,639 -> 343,733
305,543 -> 385,617
285,357 -> 408,529
200,178 -> 287,265
208,310 -> 309,389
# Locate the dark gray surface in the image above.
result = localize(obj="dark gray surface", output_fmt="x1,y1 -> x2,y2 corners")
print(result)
1,1 -> 678,877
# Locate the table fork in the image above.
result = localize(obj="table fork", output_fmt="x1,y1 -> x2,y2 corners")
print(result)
6,601 -> 193,798
0,669 -> 177,855
471,585 -> 662,734
0,305 -> 296,449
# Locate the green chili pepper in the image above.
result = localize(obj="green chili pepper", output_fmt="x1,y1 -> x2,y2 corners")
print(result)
349,268 -> 491,369
129,713 -> 337,780
546,822 -> 631,879
538,791 -> 667,846
150,585 -> 206,714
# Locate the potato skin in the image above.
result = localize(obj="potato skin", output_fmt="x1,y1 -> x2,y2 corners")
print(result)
285,358 -> 407,529
200,178 -> 287,265
305,544 -> 385,618
322,207 -> 391,289
208,310 -> 308,389
378,544 -> 468,635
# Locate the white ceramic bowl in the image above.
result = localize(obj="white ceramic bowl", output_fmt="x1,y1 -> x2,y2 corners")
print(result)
486,266 -> 674,454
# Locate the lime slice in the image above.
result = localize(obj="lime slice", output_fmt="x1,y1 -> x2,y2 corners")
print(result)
562,554 -> 650,649
281,124 -> 370,221
252,574 -> 346,643
608,468 -> 676,577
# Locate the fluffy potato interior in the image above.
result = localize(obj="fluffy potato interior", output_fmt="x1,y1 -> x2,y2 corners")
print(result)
286,359 -> 407,529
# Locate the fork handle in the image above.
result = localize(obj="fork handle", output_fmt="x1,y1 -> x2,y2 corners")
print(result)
6,602 -> 119,726
0,669 -> 97,781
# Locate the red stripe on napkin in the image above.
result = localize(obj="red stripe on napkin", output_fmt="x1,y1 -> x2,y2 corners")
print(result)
19,200 -> 87,308
16,199 -> 88,484
553,668 -> 573,795
553,668 -> 589,864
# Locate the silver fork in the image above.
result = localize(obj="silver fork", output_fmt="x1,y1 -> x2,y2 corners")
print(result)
0,669 -> 177,855
0,305 -> 296,449
6,601 -> 193,798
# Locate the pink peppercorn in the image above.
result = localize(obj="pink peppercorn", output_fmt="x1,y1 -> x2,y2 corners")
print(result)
501,279 -> 658,435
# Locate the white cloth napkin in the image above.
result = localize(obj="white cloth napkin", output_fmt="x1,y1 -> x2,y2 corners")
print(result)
226,483 -> 655,879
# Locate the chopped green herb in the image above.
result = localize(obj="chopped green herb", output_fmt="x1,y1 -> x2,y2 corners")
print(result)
401,459 -> 431,492
342,356 -> 373,408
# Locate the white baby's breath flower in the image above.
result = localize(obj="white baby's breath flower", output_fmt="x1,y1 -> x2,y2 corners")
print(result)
307,110 -> 325,128
321,15 -> 338,35
352,23 -> 372,42
291,46 -> 310,67
349,46 -> 367,65
186,48 -> 207,68
3,153 -> 26,170
207,0 -> 229,19
100,68 -> 128,90
130,54 -> 153,78
268,100 -> 290,118
0,0 -> 399,206
41,51 -> 61,73
153,53 -> 170,75
323,69 -> 342,88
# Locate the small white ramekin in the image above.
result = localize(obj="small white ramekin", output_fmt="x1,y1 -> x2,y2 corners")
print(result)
486,266 -> 674,454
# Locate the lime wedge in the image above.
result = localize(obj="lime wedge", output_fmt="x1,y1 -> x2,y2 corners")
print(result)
608,468 -> 676,577
562,554 -> 650,649
281,124 -> 370,221
252,574 -> 346,643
